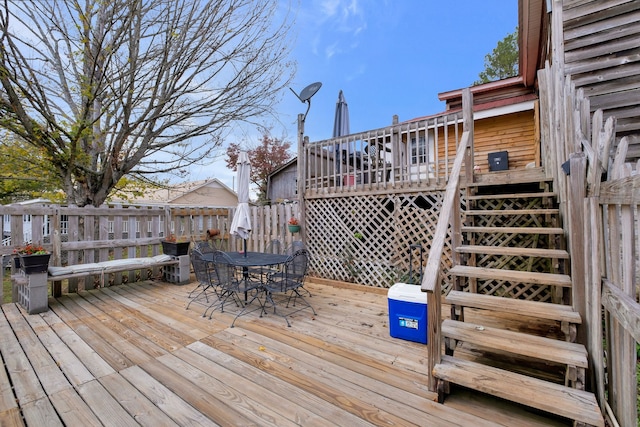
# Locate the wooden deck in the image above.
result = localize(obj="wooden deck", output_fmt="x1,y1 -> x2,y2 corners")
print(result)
0,278 -> 571,426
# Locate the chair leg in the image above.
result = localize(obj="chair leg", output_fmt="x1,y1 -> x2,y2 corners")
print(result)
286,289 -> 317,315
261,290 -> 291,327
186,284 -> 214,310
208,290 -> 243,319
230,288 -> 268,326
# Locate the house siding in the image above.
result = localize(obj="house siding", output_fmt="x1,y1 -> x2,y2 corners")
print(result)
268,163 -> 298,203
437,109 -> 537,173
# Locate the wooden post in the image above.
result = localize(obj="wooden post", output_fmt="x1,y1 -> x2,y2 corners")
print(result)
461,88 -> 475,292
462,88 -> 474,187
585,196 -> 605,412
51,207 -> 62,297
568,153 -> 586,345
296,114 -> 307,245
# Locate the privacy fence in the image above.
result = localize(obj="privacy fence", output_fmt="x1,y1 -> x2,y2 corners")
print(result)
539,43 -> 639,424
2,196 -> 452,303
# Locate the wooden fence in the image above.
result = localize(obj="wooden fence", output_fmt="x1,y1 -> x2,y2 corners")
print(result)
539,38 -> 639,424
572,112 -> 639,426
0,204 -> 221,299
586,145 -> 639,427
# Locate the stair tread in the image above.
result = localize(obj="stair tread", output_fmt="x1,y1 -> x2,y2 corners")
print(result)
433,355 -> 604,426
442,319 -> 587,367
449,265 -> 572,287
445,290 -> 581,323
466,209 -> 559,215
461,226 -> 564,235
466,169 -> 551,187
468,191 -> 557,201
453,341 -> 568,384
456,245 -> 569,259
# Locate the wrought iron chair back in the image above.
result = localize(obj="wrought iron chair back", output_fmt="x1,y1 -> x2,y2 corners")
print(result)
283,240 -> 305,256
206,250 -> 258,319
194,240 -> 215,254
267,239 -> 282,254
186,248 -> 219,310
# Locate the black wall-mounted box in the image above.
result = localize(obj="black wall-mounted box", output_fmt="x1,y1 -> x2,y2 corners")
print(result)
488,151 -> 509,172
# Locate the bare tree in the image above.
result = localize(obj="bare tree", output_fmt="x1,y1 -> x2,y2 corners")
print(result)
0,0 -> 296,206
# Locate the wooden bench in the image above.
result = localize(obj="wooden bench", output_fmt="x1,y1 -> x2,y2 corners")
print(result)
46,254 -> 181,284
12,255 -> 190,314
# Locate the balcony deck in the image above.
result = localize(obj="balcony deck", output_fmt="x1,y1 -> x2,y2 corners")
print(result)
1,279 -> 569,426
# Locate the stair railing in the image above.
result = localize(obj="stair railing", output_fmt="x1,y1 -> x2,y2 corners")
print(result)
421,129 -> 470,392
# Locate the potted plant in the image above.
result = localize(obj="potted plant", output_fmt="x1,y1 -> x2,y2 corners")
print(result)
161,234 -> 191,256
288,217 -> 301,233
14,243 -> 51,274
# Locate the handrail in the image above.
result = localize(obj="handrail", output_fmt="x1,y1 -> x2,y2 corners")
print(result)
421,129 -> 470,392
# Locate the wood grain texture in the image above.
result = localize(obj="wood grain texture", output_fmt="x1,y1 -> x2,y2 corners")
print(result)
0,279 -> 574,426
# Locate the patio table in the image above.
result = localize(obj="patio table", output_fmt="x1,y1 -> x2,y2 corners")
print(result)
220,251 -> 290,270
214,252 -> 291,325
201,251 -> 289,268
202,251 -> 290,299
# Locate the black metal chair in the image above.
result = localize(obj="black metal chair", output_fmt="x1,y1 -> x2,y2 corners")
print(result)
281,241 -> 312,297
283,240 -> 304,256
206,251 -> 259,319
194,240 -> 215,255
186,248 -> 219,310
259,249 -> 316,327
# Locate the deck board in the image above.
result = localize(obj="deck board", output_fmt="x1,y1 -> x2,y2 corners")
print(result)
0,279 -> 574,426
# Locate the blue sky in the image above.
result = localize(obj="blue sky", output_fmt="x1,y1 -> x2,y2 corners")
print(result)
203,0 -> 519,191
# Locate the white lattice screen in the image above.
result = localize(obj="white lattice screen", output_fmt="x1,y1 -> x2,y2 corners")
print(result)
305,190 -> 459,290
465,196 -> 558,301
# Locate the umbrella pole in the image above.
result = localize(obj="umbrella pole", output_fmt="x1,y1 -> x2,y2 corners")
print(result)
243,239 -> 247,257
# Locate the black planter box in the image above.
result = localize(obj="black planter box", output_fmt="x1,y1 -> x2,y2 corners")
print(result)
20,253 -> 51,274
161,241 -> 190,256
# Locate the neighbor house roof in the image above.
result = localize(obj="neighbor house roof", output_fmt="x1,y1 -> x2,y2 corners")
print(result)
123,178 -> 239,207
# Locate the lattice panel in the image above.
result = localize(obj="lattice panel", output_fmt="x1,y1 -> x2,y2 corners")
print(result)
461,195 -> 562,301
305,191 -> 456,290
474,278 -> 553,302
389,192 -> 455,293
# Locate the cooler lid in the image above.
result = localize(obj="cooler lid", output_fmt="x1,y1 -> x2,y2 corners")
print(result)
388,282 -> 428,303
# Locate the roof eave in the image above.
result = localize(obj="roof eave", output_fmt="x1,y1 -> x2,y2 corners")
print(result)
438,76 -> 525,102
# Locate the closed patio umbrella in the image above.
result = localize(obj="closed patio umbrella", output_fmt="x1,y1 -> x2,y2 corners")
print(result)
333,90 -> 350,172
230,151 -> 251,255
333,89 -> 350,138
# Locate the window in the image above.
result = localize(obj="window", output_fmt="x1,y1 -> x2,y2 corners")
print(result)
411,136 -> 427,165
60,215 -> 68,235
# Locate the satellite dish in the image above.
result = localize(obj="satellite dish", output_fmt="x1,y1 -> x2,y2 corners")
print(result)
290,82 -> 322,103
299,82 -> 322,102
290,82 -> 322,122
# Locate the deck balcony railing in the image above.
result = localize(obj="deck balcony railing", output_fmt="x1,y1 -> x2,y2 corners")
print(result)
303,110 -> 466,196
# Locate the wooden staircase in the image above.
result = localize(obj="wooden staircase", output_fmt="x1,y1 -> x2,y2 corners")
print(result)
432,176 -> 605,427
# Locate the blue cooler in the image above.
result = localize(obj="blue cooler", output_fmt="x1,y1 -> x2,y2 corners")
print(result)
388,283 -> 428,344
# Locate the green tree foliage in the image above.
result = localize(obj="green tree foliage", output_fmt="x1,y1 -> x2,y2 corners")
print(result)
226,130 -> 292,203
475,28 -> 519,85
0,132 -> 62,204
0,0 -> 296,207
